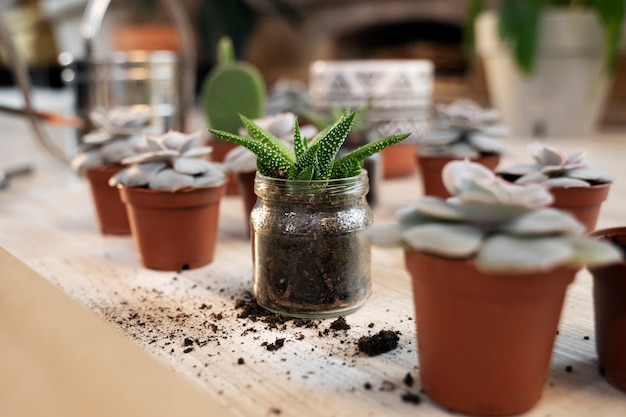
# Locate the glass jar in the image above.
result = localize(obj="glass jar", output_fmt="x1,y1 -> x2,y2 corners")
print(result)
251,171 -> 373,318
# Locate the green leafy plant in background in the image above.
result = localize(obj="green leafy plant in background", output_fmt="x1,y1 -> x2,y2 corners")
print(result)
209,109 -> 410,181
465,0 -> 625,74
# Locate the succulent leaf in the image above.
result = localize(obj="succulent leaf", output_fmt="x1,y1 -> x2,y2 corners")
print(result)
174,158 -> 214,176
293,119 -> 307,159
409,196 -> 464,221
314,109 -> 355,179
544,177 -> 591,188
502,208 -> 586,236
568,237 -> 623,266
181,146 -> 214,159
209,128 -> 293,178
149,169 -> 194,191
476,235 -> 575,273
566,167 -> 613,184
364,224 -> 407,248
402,223 -> 484,258
241,115 -> 296,163
331,133 -> 411,179
109,162 -> 166,188
122,149 -> 178,165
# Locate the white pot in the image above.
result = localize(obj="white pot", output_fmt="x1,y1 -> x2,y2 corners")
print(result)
476,9 -> 611,137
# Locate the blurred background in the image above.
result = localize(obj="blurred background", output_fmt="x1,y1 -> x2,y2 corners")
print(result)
0,0 -> 625,125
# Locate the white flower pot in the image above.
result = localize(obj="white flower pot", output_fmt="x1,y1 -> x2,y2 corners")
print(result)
476,9 -> 611,137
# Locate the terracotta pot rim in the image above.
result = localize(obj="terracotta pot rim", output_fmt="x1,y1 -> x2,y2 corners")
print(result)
117,184 -> 225,194
591,226 -> 626,238
417,153 -> 500,161
549,181 -> 613,191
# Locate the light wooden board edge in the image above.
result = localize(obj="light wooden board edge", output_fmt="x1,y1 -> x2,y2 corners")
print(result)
0,247 -> 236,417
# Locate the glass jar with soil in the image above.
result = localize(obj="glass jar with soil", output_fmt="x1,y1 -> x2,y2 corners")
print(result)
251,171 -> 373,318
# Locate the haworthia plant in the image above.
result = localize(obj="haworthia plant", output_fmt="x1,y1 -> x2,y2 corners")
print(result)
209,109 -> 410,181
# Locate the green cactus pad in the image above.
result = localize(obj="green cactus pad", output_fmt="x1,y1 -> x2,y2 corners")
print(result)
201,37 -> 266,134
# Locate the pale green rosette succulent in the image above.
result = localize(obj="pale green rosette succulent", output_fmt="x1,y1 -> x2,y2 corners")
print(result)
418,99 -> 508,158
367,160 -> 620,273
109,130 -> 226,192
71,106 -> 154,172
499,142 -> 613,187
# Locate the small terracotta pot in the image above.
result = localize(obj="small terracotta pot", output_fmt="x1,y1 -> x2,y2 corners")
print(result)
209,139 -> 240,196
120,185 -> 225,271
235,171 -> 258,236
549,182 -> 611,232
84,165 -> 131,235
417,154 -> 500,198
405,249 -> 576,416
589,227 -> 626,393
381,142 -> 417,178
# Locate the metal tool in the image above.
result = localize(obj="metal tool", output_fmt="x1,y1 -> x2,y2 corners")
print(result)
0,164 -> 34,190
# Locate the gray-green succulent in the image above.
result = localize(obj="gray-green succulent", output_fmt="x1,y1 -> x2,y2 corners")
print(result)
109,130 -> 226,192
418,99 -> 507,158
499,142 -> 613,187
367,160 -> 620,273
209,109 -> 410,181
71,106 -> 154,172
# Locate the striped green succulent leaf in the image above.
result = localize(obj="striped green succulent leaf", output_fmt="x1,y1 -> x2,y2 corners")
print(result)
311,109 -> 355,180
240,115 -> 296,163
331,133 -> 411,179
208,128 -> 292,178
293,119 -> 307,158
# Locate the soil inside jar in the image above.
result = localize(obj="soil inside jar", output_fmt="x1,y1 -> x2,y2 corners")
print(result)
254,230 -> 371,317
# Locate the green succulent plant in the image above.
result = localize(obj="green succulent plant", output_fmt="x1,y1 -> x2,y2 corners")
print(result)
418,99 -> 508,158
367,160 -> 620,273
498,142 -> 613,187
209,109 -> 410,181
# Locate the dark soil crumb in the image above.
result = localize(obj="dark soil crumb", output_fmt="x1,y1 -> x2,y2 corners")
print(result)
237,357 -> 245,365
364,382 -> 372,390
183,347 -> 194,353
264,338 -> 286,351
368,323 -> 375,328
329,316 -> 351,331
565,365 -> 573,373
268,407 -> 282,415
358,330 -> 400,356
403,372 -> 414,387
584,336 -> 590,340
401,391 -> 421,405
556,329 -> 560,335
235,293 -> 320,330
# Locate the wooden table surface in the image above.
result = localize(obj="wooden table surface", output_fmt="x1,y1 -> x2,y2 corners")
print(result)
1,88 -> 625,416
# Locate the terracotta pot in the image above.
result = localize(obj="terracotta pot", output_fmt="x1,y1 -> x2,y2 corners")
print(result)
417,154 -> 500,198
235,171 -> 257,237
589,227 -> 626,393
405,249 -> 576,415
549,182 -> 611,232
120,185 -> 225,271
381,142 -> 418,178
84,165 -> 131,235
209,139 -> 240,196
